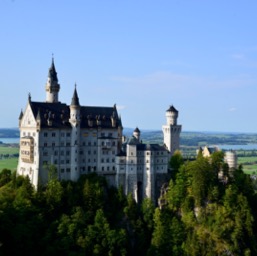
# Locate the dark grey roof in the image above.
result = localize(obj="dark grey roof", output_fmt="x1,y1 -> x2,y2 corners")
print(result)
48,58 -> 58,82
30,102 -> 71,129
134,127 -> 140,133
166,105 -> 178,113
127,136 -> 139,145
29,101 -> 121,129
136,143 -> 168,152
207,147 -> 219,154
19,110 -> 23,120
71,86 -> 80,106
116,151 -> 126,157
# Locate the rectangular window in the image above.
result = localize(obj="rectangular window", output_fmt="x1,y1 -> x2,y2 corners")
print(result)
52,132 -> 56,137
44,132 -> 48,137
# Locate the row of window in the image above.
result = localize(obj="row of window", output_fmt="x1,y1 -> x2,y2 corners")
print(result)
131,151 -> 166,156
101,158 -> 115,163
43,132 -> 115,138
22,132 -> 36,137
42,141 -> 116,147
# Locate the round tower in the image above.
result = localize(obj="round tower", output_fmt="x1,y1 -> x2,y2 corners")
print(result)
162,105 -> 182,156
224,151 -> 237,169
69,85 -> 81,181
166,105 -> 178,125
45,58 -> 60,103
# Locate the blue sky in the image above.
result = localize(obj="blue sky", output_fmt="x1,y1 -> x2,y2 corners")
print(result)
1,0 -> 257,132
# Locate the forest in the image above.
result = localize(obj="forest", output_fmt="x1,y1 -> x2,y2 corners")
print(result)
1,151 -> 257,255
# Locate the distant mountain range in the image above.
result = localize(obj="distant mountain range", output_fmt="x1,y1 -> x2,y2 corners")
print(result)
0,128 -> 19,138
1,128 -> 257,147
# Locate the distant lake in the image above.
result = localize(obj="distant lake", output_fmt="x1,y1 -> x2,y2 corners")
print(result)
0,138 -> 19,144
216,144 -> 257,150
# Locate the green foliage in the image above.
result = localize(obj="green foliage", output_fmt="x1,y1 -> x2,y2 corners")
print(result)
1,159 -> 257,255
169,150 -> 184,179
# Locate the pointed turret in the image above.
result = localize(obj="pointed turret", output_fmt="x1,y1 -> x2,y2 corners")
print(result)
48,58 -> 58,82
71,84 -> 80,106
36,109 -> 41,130
69,84 -> 81,126
19,109 -> 23,120
45,57 -> 60,103
19,109 -> 23,128
69,84 -> 81,182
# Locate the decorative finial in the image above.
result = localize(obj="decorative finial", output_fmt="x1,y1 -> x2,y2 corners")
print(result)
28,93 -> 31,102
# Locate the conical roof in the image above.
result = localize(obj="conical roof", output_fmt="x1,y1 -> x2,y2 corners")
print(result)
48,58 -> 58,82
166,105 -> 178,113
71,85 -> 80,106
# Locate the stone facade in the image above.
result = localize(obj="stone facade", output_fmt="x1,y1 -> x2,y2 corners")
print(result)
17,59 -> 182,202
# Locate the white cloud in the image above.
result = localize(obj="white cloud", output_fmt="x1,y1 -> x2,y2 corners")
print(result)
228,107 -> 237,112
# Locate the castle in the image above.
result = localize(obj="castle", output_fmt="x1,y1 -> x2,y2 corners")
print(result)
17,59 -> 181,202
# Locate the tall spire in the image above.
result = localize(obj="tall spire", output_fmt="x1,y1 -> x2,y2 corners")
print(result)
45,57 -> 60,103
48,57 -> 58,82
71,84 -> 80,106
